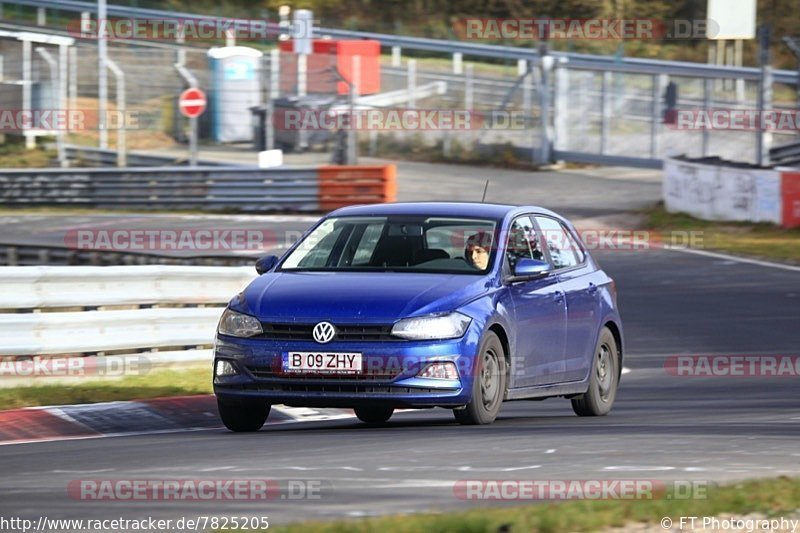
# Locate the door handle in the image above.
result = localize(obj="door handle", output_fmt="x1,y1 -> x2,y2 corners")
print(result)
587,283 -> 598,294
553,290 -> 565,303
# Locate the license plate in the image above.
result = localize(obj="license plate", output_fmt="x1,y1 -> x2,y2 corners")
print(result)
282,352 -> 362,374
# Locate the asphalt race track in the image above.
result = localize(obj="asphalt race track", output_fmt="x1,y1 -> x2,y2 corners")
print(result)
1,246 -> 798,525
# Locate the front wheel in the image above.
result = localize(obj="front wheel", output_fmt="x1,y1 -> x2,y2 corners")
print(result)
217,398 -> 271,432
354,405 -> 394,425
571,327 -> 619,416
454,331 -> 507,425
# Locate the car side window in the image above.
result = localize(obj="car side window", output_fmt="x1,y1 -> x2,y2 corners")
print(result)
505,216 -> 543,270
534,216 -> 582,269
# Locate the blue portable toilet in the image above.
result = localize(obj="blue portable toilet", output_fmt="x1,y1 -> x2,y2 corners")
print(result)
207,46 -> 263,142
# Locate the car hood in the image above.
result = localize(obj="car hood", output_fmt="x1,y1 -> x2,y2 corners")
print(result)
236,271 -> 490,323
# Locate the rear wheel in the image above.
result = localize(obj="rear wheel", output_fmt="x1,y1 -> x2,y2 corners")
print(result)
217,398 -> 271,432
354,406 -> 394,425
571,327 -> 619,416
454,331 -> 506,425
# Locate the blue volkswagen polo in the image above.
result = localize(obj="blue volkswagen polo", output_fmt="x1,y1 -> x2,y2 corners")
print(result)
214,202 -> 623,430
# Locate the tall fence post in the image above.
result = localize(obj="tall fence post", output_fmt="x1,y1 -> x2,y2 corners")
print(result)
757,25 -> 773,166
35,47 -> 65,165
650,74 -> 668,159
702,78 -> 712,157
22,39 -> 32,148
105,58 -> 126,167
407,59 -> 417,109
347,55 -> 360,165
539,56 -> 554,165
175,63 -> 198,166
98,0 -> 108,149
600,71 -> 611,155
68,45 -> 77,114
553,58 -> 568,156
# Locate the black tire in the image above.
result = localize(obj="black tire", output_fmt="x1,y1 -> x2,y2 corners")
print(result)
354,405 -> 394,425
571,327 -> 620,416
454,331 -> 507,425
217,398 -> 271,432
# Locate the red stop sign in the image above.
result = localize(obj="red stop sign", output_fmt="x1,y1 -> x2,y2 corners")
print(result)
178,88 -> 207,118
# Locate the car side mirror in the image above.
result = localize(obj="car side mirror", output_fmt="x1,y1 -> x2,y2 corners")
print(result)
255,255 -> 279,275
507,258 -> 552,283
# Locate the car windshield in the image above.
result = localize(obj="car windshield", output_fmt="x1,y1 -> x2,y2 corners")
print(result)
280,216 -> 498,274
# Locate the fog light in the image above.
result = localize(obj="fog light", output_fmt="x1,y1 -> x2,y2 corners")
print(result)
418,362 -> 458,380
215,360 -> 238,377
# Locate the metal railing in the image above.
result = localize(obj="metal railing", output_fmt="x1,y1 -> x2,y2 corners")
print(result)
0,264 -> 256,362
0,165 -> 321,210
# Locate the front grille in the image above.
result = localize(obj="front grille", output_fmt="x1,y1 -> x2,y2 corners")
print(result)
257,323 -> 399,342
236,382 -> 455,395
246,365 -> 401,381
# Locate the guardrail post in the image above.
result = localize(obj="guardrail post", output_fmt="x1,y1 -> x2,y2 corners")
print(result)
391,46 -> 401,67
453,52 -> 463,74
600,71 -> 611,155
80,11 -> 91,37
36,6 -> 45,26
105,58 -> 126,167
407,59 -> 416,109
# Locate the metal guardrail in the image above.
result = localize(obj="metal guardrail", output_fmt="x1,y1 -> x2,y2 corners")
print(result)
0,264 -> 256,309
9,0 -> 799,85
0,265 -> 257,361
0,243 -> 258,267
64,146 -> 233,167
0,165 -> 321,210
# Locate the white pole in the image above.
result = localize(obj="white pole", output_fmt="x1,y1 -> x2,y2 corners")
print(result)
22,39 -> 33,149
98,0 -> 108,148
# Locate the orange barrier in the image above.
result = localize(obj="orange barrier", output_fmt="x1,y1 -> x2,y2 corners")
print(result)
317,164 -> 397,211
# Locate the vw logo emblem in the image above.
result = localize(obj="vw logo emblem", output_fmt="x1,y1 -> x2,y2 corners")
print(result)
312,321 -> 336,344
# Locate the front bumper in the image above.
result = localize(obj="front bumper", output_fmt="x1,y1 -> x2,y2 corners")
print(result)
213,324 -> 482,409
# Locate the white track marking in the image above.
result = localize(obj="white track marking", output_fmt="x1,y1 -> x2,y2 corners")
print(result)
663,246 -> 800,273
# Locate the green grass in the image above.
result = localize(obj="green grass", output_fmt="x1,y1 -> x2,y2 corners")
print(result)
644,204 -> 800,264
262,477 -> 800,533
0,140 -> 55,168
0,365 -> 212,409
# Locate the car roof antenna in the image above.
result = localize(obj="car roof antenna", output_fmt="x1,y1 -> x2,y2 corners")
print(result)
481,180 -> 490,202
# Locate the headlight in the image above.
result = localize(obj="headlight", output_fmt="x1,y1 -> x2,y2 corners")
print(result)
218,309 -> 262,338
391,312 -> 471,340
